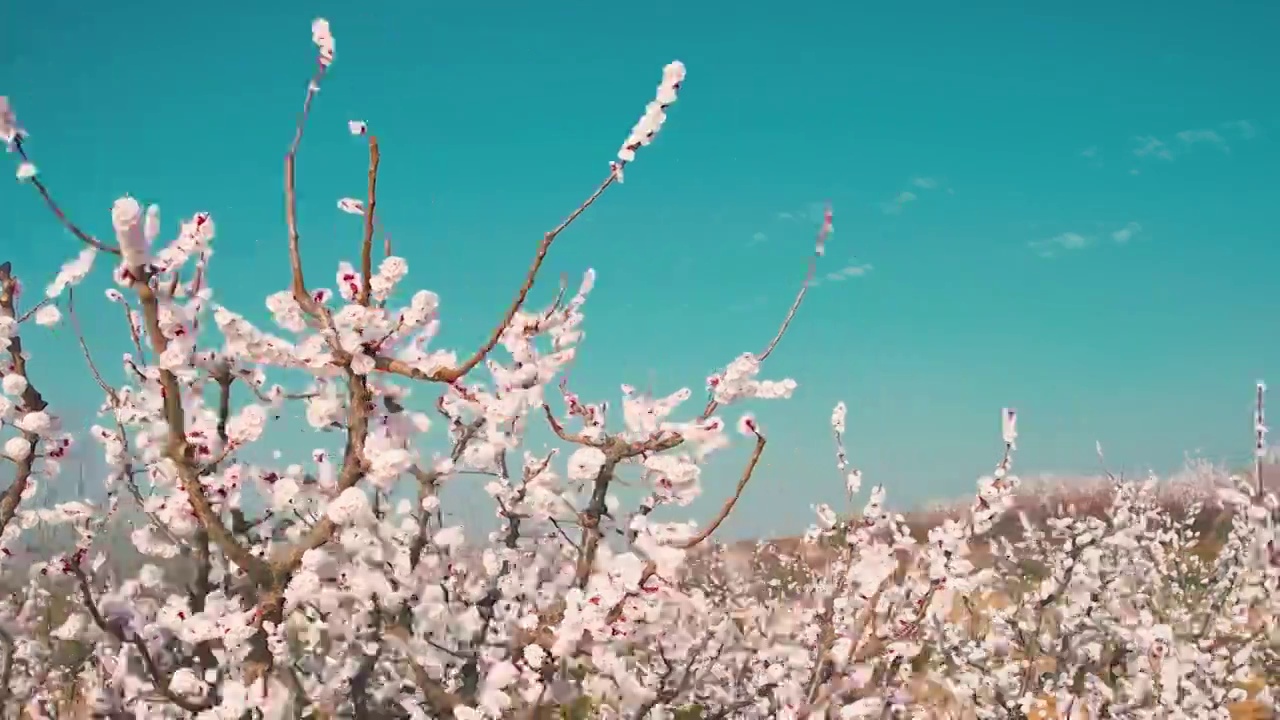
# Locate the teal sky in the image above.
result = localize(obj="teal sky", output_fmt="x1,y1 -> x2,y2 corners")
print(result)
2,0 -> 1278,538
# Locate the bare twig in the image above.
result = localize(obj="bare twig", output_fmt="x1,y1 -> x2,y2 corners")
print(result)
573,431 -> 683,588
133,274 -> 271,584
677,429 -> 767,550
757,250 -> 820,364
376,170 -> 618,384
0,263 -> 45,541
383,625 -> 462,714
66,288 -> 116,399
542,404 -> 602,448
1255,382 -> 1266,500
701,206 -> 830,420
72,564 -> 213,712
0,626 -> 14,710
285,62 -> 329,317
14,297 -> 53,324
357,136 -> 381,306
66,287 -> 184,547
12,139 -> 121,255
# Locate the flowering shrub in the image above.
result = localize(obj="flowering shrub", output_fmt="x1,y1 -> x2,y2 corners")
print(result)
1,18 -> 1278,720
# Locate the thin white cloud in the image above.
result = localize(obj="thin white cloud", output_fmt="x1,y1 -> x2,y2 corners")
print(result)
880,176 -> 942,215
824,263 -> 872,282
1111,221 -> 1142,244
1029,232 -> 1090,258
749,231 -> 768,246
729,294 -> 770,313
883,177 -> 944,213
812,263 -> 872,287
1116,121 -> 1255,170
1030,223 -> 1143,257
1052,232 -> 1088,250
1133,136 -> 1174,161
776,202 -> 828,224
1081,146 -> 1099,159
1132,125 -> 1244,165
882,191 -> 917,215
1176,129 -> 1229,152
1222,119 -> 1258,139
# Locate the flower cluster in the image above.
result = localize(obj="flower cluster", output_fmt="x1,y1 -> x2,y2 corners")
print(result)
613,60 -> 686,182
0,96 -> 22,149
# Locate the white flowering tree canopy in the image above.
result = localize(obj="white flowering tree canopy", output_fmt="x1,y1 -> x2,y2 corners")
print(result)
0,17 -> 1276,720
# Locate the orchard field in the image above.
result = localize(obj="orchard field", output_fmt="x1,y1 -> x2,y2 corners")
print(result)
1,18 -> 1277,720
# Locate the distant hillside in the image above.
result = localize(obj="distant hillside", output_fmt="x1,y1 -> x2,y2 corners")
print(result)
699,464 -> 1256,579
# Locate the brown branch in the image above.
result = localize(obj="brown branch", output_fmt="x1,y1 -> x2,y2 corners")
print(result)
384,624 -> 463,715
758,251 -> 819,364
0,265 -> 46,418
578,429 -> 768,628
536,218 -> 820,568
254,345 -> 379,650
14,297 -> 52,324
540,219 -> 819,576
563,428 -> 684,588
1255,382 -> 1266,501
0,626 -> 13,710
543,214 -> 817,586
267,366 -> 371,579
67,287 -> 184,547
182,367 -> 235,670
376,171 -> 617,385
285,63 -> 329,317
235,62 -> 381,689
0,263 -> 44,543
455,449 -> 557,698
133,274 -> 271,585
409,419 -> 484,570
234,373 -> 316,403
677,429 -> 767,550
541,404 -> 601,447
12,139 -> 121,255
440,171 -> 616,382
72,565 -> 213,712
114,298 -> 148,363
699,218 -> 828,421
66,288 -> 116,399
574,455 -> 621,588
357,136 -> 380,306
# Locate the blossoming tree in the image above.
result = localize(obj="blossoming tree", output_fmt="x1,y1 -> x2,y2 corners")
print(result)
1,17 -> 1278,720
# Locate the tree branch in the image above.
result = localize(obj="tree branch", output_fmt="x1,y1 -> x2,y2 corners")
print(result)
285,63 -> 329,317
12,139 -> 121,255
384,624 -> 463,715
375,170 -> 617,385
0,263 -> 45,542
66,287 -> 185,548
133,274 -> 272,585
357,136 -> 380,306
677,429 -> 766,550
72,564 -> 213,713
